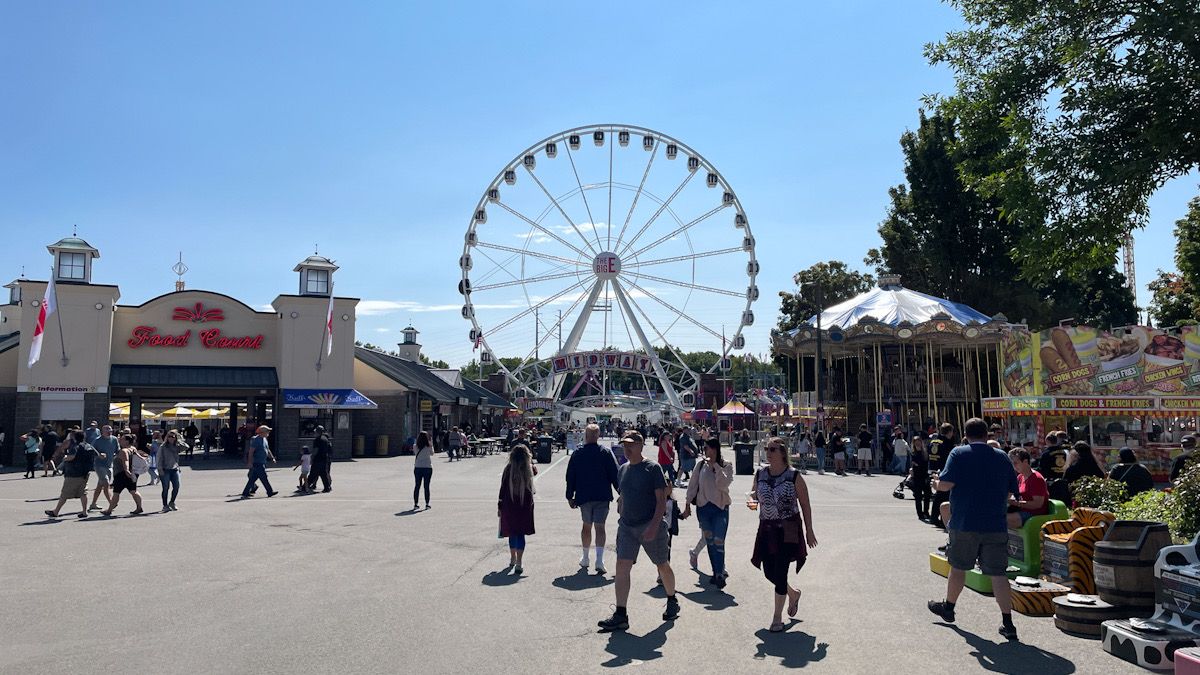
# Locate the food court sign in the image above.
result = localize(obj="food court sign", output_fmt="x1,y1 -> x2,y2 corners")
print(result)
127,302 -> 264,350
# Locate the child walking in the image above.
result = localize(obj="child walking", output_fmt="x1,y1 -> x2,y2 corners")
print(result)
294,446 -> 312,493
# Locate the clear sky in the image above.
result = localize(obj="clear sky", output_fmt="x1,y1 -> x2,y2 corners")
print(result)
1,1 -> 1193,370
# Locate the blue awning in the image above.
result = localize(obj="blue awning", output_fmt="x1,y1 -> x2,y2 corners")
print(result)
282,389 -> 378,409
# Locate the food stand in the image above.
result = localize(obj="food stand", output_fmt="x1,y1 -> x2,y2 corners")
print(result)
986,323 -> 1200,481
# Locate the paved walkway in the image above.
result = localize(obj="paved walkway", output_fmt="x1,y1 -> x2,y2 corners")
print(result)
0,449 -> 1138,673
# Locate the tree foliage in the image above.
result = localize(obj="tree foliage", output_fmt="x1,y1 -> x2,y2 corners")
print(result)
928,0 -> 1200,282
867,110 -> 1138,329
776,261 -> 875,333
1149,194 -> 1200,326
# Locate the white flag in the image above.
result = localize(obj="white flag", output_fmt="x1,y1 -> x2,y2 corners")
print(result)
28,275 -> 57,368
324,284 -> 335,357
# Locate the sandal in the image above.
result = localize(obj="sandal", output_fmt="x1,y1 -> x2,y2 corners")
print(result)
769,622 -> 785,633
788,589 -> 802,617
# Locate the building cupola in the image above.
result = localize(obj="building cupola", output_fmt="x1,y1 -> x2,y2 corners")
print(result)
396,325 -> 421,361
48,234 -> 100,284
294,250 -> 338,296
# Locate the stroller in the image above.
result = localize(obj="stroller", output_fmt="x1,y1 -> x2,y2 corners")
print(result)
892,467 -> 916,500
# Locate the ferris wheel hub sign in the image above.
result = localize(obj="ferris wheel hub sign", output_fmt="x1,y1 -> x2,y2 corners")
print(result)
592,252 -> 622,279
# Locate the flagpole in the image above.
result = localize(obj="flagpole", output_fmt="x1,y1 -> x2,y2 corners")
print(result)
316,282 -> 334,372
52,269 -> 68,367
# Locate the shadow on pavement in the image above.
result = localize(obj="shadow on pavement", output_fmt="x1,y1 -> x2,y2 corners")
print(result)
753,625 -> 828,667
601,622 -> 674,667
482,569 -> 522,587
939,623 -> 1076,674
19,518 -> 66,526
678,582 -> 738,611
394,507 -> 429,517
552,568 -> 613,591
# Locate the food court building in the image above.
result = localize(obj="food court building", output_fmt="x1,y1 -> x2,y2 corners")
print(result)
0,236 -> 507,465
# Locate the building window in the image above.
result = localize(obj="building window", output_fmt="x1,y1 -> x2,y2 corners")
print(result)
58,252 -> 86,280
306,269 -> 329,294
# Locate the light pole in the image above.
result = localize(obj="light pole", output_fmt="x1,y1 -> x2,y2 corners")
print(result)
798,279 -> 825,427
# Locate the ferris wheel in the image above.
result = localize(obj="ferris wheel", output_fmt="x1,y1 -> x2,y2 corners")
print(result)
459,124 -> 757,413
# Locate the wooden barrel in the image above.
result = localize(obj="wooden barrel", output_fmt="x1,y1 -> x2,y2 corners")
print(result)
1053,595 -> 1137,638
1093,521 -> 1172,610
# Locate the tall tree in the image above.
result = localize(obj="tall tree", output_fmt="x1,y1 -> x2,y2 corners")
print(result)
1149,195 -> 1200,326
928,0 -> 1200,282
776,261 -> 874,332
868,110 -> 1138,328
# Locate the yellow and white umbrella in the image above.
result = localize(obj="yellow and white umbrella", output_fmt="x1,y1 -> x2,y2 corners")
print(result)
159,406 -> 197,418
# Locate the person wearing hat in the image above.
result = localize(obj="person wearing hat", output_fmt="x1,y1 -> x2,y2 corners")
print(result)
1170,435 -> 1197,482
1110,447 -> 1154,497
241,425 -> 277,499
597,430 -> 679,632
307,425 -> 333,493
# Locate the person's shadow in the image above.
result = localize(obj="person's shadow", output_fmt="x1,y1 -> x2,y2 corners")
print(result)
937,623 -> 1076,674
678,581 -> 738,611
394,507 -> 425,517
481,569 -> 522,587
601,622 -> 674,667
753,624 -> 828,668
551,568 -> 612,591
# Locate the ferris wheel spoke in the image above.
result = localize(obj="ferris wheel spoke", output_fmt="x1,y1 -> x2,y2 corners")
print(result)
471,269 -> 584,293
625,271 -> 744,298
610,279 -> 682,409
618,280 -> 700,379
612,142 -> 658,253
561,139 -> 605,252
512,279 -> 594,371
522,165 -> 599,256
607,132 -> 614,250
494,200 -> 592,259
476,241 -> 586,269
623,246 -> 743,269
626,203 -> 729,261
621,277 -> 725,342
616,170 -> 696,258
485,278 -> 591,337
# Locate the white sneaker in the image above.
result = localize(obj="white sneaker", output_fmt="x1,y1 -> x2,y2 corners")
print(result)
818,470 -> 825,475
579,556 -> 590,569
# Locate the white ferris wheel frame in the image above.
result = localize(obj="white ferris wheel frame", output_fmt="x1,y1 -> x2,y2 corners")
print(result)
460,124 -> 758,413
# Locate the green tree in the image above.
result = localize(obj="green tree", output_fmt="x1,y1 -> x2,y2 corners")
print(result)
419,354 -> 449,369
928,1 -> 1200,282
776,261 -> 875,332
1148,194 -> 1200,326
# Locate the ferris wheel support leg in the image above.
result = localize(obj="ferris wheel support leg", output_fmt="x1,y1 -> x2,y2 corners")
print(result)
611,279 -> 684,411
539,279 -> 606,399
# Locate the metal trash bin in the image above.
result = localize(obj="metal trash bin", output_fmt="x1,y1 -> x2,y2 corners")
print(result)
375,435 -> 389,456
734,442 -> 755,475
353,435 -> 366,457
535,436 -> 553,463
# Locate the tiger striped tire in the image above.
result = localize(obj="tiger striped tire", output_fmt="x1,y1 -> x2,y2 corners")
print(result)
1011,579 -> 1070,617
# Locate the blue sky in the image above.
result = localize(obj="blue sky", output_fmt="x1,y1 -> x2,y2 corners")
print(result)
1,1 -> 1193,370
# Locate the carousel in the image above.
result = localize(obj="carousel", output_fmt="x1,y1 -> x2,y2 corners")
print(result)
770,274 -> 1016,435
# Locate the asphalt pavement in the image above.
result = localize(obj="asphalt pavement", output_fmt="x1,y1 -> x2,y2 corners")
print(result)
0,447 -> 1141,674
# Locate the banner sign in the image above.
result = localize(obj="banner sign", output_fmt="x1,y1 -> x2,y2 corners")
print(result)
551,351 -> 656,375
282,389 -> 378,409
516,397 -> 554,417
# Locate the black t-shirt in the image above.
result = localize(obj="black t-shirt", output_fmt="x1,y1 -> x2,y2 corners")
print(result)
42,431 -> 59,453
62,443 -> 96,478
1038,446 -> 1068,480
1110,462 -> 1155,496
1170,451 -> 1196,482
813,432 -> 826,449
829,434 -> 844,453
857,431 -> 872,449
926,435 -> 949,471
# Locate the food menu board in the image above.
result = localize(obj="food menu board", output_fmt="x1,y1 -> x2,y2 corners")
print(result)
1032,325 -> 1200,396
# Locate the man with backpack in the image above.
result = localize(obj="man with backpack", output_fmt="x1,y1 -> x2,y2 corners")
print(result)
45,431 -> 98,519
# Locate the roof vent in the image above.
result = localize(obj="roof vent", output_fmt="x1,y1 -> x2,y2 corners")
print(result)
878,273 -> 902,289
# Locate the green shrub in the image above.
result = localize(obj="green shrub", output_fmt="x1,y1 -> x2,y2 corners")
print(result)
1071,476 -> 1127,512
1172,462 -> 1200,541
1115,489 -> 1176,527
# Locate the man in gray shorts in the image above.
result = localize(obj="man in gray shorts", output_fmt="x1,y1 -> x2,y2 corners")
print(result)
597,431 -> 678,632
927,418 -> 1021,641
565,424 -> 620,574
88,425 -> 118,512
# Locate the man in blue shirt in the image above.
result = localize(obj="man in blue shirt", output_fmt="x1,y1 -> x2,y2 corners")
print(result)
565,424 -> 620,575
89,425 -> 119,512
241,425 -> 277,498
927,417 -> 1021,641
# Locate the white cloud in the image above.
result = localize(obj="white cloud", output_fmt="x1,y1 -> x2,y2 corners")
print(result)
373,327 -> 393,333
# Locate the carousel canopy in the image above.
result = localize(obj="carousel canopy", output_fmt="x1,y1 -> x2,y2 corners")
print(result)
805,275 -> 990,329
716,400 -> 755,415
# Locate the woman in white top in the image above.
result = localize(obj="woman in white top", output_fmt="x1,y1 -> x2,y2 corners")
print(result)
413,431 -> 434,510
681,438 -> 735,588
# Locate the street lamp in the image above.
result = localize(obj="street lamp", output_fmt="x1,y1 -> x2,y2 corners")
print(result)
797,279 -> 825,426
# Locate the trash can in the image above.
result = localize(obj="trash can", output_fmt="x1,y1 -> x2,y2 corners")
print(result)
535,436 -> 553,463
734,442 -> 755,475
353,435 -> 365,457
375,435 -> 389,456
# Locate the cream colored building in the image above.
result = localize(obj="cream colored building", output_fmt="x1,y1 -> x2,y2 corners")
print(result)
0,236 -> 372,462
